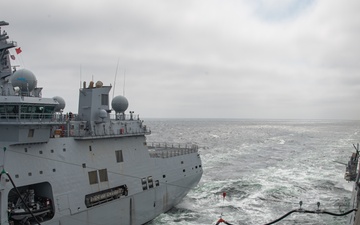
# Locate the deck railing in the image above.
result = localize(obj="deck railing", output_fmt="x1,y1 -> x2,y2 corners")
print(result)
148,142 -> 198,158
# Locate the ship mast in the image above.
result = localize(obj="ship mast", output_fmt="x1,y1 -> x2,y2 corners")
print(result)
0,21 -> 17,82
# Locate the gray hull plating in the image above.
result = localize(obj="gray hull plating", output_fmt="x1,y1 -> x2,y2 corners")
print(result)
1,137 -> 202,225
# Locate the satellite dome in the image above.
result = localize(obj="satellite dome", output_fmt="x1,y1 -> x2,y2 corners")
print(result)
10,69 -> 37,92
99,109 -> 108,119
111,95 -> 129,113
53,96 -> 66,112
95,81 -> 103,88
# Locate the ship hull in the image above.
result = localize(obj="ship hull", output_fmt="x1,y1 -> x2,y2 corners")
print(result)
42,173 -> 201,225
0,136 -> 203,225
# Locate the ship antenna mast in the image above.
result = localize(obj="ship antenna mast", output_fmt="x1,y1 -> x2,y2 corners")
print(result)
123,68 -> 126,96
112,58 -> 120,99
79,64 -> 82,88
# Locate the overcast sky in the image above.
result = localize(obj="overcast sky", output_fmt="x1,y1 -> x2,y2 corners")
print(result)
2,0 -> 360,119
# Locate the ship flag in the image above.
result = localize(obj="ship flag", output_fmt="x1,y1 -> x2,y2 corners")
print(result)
15,47 -> 22,54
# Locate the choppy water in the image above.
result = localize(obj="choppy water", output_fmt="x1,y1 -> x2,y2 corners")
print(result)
145,119 -> 360,225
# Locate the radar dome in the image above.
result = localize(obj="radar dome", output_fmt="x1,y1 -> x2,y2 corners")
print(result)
95,81 -> 103,88
99,109 -> 108,119
112,95 -> 129,113
53,96 -> 66,112
11,69 -> 37,92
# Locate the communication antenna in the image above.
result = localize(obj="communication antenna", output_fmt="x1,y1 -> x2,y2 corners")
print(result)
123,68 -> 126,96
112,58 -> 120,99
79,64 -> 82,88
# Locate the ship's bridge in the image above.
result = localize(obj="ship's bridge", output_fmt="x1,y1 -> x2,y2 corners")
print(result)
0,68 -> 63,123
0,96 -> 58,122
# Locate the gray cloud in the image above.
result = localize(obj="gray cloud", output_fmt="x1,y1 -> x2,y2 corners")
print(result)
2,0 -> 360,119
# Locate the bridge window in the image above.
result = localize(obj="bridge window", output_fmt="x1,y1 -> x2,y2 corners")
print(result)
21,105 -> 32,113
35,106 -> 44,113
0,105 -> 18,114
9,105 -> 18,113
44,106 -> 55,114
18,105 -> 55,119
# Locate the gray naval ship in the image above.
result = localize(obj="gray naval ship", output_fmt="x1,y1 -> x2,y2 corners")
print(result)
0,21 -> 203,225
345,144 -> 360,225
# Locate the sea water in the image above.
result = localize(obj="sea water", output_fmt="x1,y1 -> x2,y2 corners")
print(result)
145,119 -> 360,225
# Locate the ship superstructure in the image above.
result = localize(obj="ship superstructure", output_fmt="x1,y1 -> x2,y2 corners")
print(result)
0,21 -> 202,225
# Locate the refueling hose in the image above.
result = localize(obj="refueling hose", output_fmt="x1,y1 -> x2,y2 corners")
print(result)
215,201 -> 357,225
